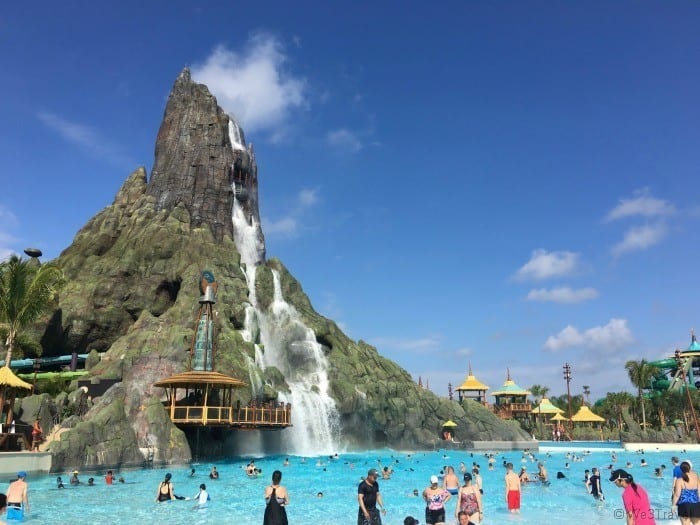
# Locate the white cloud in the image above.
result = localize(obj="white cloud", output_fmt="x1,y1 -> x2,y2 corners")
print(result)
606,189 -> 676,221
192,33 -> 306,135
327,128 -> 362,153
544,318 -> 633,353
262,187 -> 320,239
264,216 -> 298,236
36,112 -> 132,167
526,286 -> 599,304
454,347 -> 473,357
514,249 -> 581,281
611,223 -> 667,256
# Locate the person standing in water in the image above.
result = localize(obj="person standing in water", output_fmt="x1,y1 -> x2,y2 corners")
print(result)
504,463 -> 521,513
358,468 -> 386,525
423,474 -> 451,525
610,469 -> 656,525
6,471 -> 30,518
672,461 -> 700,525
263,470 -> 289,525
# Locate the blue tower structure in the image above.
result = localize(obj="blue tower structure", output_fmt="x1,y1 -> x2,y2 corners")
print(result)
190,271 -> 217,371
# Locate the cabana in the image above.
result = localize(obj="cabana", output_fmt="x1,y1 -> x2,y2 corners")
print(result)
455,364 -> 489,405
571,406 -> 606,425
491,369 -> 532,421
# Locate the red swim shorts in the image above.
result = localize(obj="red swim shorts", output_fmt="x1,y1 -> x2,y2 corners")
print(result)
508,490 -> 521,510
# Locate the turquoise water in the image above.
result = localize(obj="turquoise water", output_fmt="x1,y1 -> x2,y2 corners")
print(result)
19,447 -> 688,524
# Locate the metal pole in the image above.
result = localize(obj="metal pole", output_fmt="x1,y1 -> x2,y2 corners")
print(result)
564,363 -> 573,433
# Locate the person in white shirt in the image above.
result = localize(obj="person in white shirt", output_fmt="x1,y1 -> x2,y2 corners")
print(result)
194,483 -> 210,506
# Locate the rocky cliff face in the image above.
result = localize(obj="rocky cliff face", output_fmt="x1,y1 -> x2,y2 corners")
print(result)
39,70 -> 529,470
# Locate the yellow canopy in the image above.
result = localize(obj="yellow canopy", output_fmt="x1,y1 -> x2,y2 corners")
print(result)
570,406 -> 605,422
442,420 -> 458,427
0,366 -> 32,390
550,413 -> 569,421
530,397 -> 564,414
456,364 -> 490,392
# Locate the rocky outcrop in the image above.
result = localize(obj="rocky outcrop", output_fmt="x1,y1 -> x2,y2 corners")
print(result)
37,70 -> 529,469
147,68 -> 262,243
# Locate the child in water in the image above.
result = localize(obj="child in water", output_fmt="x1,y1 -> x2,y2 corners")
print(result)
194,483 -> 210,506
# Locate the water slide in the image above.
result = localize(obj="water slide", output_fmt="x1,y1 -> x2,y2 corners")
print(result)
648,356 -> 693,392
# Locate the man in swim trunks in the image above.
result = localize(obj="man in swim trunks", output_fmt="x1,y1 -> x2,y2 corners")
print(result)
358,468 -> 386,525
504,463 -> 521,513
7,471 -> 30,515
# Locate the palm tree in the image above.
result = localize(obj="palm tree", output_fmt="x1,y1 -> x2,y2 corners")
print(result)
0,255 -> 65,364
582,385 -> 591,405
625,359 -> 655,431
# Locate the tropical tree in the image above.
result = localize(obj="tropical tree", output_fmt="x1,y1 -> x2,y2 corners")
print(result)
582,385 -> 591,405
0,255 -> 65,364
625,359 -> 656,431
529,384 -> 550,402
597,391 -> 635,432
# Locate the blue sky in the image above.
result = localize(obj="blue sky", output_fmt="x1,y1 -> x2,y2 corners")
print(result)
2,2 -> 700,403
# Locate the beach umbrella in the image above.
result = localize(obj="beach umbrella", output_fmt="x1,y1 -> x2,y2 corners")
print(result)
550,413 -> 569,421
442,420 -> 458,427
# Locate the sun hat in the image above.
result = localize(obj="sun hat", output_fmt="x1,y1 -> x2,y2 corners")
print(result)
609,469 -> 632,482
72,470 -> 79,475
430,475 -> 439,484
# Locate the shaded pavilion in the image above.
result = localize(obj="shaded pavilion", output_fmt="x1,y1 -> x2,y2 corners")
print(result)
491,369 -> 532,421
0,365 -> 33,449
570,405 -> 605,425
455,363 -> 490,405
154,271 -> 291,430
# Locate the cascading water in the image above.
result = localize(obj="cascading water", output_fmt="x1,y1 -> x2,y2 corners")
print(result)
256,270 -> 340,455
227,116 -> 340,455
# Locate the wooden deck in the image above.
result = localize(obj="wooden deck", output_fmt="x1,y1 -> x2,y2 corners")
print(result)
167,402 -> 292,429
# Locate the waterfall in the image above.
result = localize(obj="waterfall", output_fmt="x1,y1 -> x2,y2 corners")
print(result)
229,145 -> 340,454
228,118 -> 246,151
257,270 -> 340,455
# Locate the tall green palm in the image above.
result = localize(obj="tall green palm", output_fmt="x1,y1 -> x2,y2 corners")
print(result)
625,359 -> 655,431
582,385 -> 591,405
0,255 -> 65,364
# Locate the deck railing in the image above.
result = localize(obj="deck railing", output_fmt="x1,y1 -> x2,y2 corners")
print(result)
169,402 -> 292,428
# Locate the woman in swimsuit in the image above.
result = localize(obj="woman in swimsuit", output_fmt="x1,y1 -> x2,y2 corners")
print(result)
456,473 -> 483,524
155,473 -> 174,502
673,461 -> 700,525
423,475 -> 451,525
263,470 -> 289,525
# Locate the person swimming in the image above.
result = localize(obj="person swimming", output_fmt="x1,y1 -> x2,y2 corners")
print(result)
56,477 -> 65,489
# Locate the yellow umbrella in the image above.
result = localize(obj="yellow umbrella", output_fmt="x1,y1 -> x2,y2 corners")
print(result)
550,413 -> 569,421
442,420 -> 458,427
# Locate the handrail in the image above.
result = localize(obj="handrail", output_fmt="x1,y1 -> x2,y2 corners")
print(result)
169,403 -> 292,427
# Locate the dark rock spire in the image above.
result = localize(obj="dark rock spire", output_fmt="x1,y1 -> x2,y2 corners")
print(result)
147,67 -> 261,243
